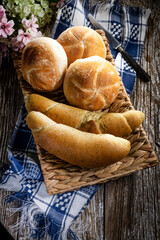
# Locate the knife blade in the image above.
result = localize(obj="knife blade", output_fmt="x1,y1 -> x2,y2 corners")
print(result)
88,14 -> 151,82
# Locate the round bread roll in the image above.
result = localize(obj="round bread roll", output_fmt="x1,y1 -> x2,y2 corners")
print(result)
63,56 -> 120,111
57,26 -> 106,66
22,37 -> 67,92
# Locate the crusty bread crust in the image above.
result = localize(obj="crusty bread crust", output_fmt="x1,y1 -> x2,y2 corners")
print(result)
25,94 -> 145,137
26,111 -> 131,169
22,37 -> 67,92
25,93 -> 91,129
63,56 -> 120,111
57,26 -> 106,65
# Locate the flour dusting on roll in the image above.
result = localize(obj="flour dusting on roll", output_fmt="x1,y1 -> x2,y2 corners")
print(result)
63,56 -> 120,111
57,26 -> 106,65
22,37 -> 67,92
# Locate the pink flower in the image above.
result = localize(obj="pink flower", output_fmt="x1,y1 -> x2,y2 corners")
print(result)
17,29 -> 34,45
11,37 -> 25,51
11,29 -> 33,51
0,18 -> 14,38
11,14 -> 42,51
35,31 -> 42,38
12,28 -> 42,51
22,14 -> 39,35
21,18 -> 30,29
0,5 -> 6,19
30,14 -> 39,30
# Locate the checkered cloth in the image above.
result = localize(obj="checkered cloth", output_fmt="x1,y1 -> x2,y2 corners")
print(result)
0,105 -> 98,239
0,0 -> 151,239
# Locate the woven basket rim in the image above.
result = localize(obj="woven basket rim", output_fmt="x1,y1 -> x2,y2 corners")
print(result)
12,29 -> 158,195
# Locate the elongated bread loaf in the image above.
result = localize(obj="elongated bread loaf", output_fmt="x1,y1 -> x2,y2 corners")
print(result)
26,111 -> 131,168
25,93 -> 101,130
25,94 -> 145,137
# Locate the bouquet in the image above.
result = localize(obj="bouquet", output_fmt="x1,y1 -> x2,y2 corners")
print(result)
0,0 -> 65,53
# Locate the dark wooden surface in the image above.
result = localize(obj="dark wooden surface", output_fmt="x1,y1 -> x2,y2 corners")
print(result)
0,0 -> 159,239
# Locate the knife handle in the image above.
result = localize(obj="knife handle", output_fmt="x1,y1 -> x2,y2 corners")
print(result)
118,47 -> 151,82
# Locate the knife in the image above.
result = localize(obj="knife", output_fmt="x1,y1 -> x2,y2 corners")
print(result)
88,14 -> 151,82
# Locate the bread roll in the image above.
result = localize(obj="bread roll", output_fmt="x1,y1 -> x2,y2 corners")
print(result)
26,111 -> 131,168
57,26 -> 106,65
63,56 -> 120,111
97,110 -> 145,136
22,37 -> 67,92
25,94 -> 145,136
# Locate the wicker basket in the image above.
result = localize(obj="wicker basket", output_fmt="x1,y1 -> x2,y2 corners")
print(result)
12,30 -> 158,195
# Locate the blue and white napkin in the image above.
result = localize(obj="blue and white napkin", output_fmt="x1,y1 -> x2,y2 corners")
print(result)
0,0 -> 151,239
0,105 -> 98,239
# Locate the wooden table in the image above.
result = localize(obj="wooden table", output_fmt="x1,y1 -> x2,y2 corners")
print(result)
0,0 -> 159,239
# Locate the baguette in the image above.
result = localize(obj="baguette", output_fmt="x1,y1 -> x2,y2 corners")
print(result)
25,94 -> 145,137
26,111 -> 131,168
